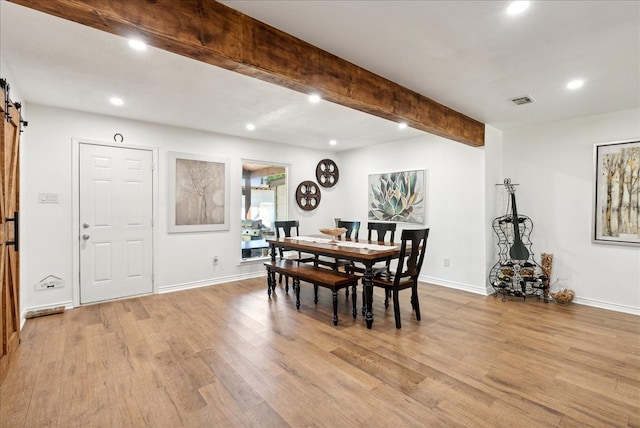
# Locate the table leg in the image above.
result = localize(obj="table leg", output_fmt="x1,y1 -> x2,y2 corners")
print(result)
270,244 -> 277,262
364,265 -> 374,329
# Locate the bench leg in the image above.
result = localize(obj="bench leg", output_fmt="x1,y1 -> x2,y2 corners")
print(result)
267,268 -> 274,298
278,273 -> 291,293
294,277 -> 301,309
351,284 -> 357,319
314,285 -> 319,304
332,290 -> 339,326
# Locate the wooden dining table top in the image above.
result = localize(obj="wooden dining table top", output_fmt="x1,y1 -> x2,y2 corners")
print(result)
266,235 -> 401,263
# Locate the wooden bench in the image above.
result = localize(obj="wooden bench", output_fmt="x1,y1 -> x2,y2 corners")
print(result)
264,260 -> 359,325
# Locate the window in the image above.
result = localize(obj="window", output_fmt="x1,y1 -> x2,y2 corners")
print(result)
241,161 -> 288,260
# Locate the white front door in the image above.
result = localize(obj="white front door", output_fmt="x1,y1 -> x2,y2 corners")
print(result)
79,143 -> 153,304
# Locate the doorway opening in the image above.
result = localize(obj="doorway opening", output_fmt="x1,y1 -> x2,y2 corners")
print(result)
241,161 -> 287,260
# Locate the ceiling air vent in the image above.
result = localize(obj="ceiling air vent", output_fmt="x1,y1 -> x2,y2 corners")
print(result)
510,95 -> 535,105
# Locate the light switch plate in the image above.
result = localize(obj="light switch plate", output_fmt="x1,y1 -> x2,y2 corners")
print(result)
39,193 -> 59,203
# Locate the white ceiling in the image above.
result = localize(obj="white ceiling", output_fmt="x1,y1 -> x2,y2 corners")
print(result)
1,1 -> 638,152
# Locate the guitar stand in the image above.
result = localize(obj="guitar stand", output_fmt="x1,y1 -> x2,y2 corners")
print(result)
490,178 -> 550,303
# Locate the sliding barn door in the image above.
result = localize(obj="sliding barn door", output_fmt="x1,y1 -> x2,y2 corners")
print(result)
0,87 -> 21,384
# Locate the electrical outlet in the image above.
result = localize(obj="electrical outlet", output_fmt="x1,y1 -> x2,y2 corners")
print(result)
444,258 -> 450,267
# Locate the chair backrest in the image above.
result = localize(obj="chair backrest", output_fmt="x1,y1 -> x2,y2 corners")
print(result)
337,220 -> 361,239
394,228 -> 430,286
274,220 -> 300,238
274,220 -> 300,257
367,222 -> 396,243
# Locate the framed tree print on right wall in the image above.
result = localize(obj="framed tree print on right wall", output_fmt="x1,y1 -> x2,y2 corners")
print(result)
593,139 -> 640,246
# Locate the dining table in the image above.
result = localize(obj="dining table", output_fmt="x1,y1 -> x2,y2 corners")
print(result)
266,235 -> 402,329
241,239 -> 270,258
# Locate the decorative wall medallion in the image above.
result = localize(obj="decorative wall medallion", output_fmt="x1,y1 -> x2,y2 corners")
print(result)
296,180 -> 321,211
316,159 -> 339,188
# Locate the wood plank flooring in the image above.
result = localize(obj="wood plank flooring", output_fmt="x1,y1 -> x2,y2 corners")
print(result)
1,278 -> 638,427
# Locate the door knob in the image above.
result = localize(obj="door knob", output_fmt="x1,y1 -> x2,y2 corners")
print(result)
83,223 -> 90,228
82,234 -> 90,240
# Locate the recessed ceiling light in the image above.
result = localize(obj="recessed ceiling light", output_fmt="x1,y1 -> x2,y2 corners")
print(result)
507,1 -> 530,15
110,97 -> 124,106
309,94 -> 321,103
398,122 -> 408,130
129,39 -> 147,51
329,139 -> 337,146
246,123 -> 256,131
567,79 -> 584,90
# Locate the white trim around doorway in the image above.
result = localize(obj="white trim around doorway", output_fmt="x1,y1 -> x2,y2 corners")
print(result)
71,137 -> 159,307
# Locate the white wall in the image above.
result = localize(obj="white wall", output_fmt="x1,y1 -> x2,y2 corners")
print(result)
17,102 -> 640,319
502,109 -> 640,314
21,104 -> 338,316
337,132 -> 488,294
484,125 -> 505,292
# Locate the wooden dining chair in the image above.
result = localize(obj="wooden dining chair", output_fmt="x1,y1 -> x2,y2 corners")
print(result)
337,220 -> 361,239
366,222 -> 396,273
315,220 -> 361,269
372,228 -> 430,329
274,220 -> 314,290
348,222 -> 397,313
315,220 -> 362,296
368,221 -> 396,241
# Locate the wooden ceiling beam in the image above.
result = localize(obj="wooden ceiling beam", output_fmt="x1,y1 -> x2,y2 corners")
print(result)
9,0 -> 485,147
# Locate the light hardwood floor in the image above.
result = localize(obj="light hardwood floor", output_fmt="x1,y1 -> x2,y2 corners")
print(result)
1,278 -> 638,427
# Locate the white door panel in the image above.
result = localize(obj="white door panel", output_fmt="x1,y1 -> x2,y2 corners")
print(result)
80,144 -> 153,304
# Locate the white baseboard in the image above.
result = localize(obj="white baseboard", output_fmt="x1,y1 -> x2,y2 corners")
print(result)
421,275 -> 489,295
23,276 -> 635,329
158,271 -> 265,294
423,275 -> 639,316
573,296 -> 640,316
21,300 -> 74,329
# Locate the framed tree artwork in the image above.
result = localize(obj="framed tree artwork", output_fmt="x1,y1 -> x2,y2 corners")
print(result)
593,139 -> 640,246
168,152 -> 230,233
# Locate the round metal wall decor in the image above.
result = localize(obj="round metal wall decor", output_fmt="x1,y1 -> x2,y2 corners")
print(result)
316,159 -> 339,188
295,180 -> 321,211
